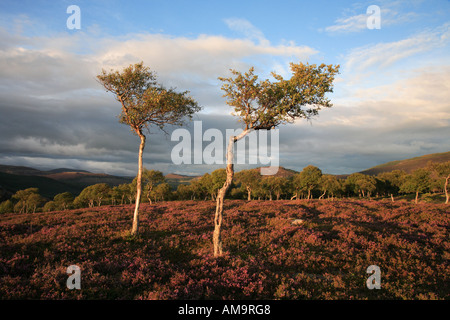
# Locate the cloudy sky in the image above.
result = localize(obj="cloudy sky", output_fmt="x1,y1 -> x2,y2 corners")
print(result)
0,0 -> 449,177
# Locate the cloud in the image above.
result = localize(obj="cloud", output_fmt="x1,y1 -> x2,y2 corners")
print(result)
344,24 -> 450,72
0,13 -> 448,177
224,18 -> 269,46
94,33 -> 317,84
325,5 -> 419,33
325,13 -> 369,33
281,66 -> 450,173
0,24 -> 318,175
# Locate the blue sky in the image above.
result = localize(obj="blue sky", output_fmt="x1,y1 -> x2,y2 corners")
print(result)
0,0 -> 449,176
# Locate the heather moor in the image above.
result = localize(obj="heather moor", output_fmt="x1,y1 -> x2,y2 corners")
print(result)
0,199 -> 448,299
1,1 -> 450,301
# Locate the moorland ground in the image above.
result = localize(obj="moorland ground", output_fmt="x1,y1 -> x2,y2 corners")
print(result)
0,199 -> 448,299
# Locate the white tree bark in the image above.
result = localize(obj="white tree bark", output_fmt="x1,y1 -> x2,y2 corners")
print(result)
213,129 -> 251,257
131,133 -> 146,236
445,174 -> 449,204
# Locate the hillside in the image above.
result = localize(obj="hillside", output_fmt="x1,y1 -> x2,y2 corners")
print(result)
0,164 -> 44,176
44,171 -> 132,189
0,199 -> 448,299
165,173 -> 200,188
0,171 -> 82,200
360,151 -> 450,175
0,165 -> 132,199
258,166 -> 298,178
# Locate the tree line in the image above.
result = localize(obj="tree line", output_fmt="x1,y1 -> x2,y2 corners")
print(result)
1,161 -> 448,214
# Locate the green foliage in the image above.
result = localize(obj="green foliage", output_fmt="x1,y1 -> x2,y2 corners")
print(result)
0,199 -> 14,214
345,173 -> 377,198
295,165 -> 323,199
117,183 -> 136,204
74,183 -> 112,208
11,188 -> 45,213
53,192 -> 74,210
261,176 -> 288,200
151,183 -> 172,202
218,63 -> 340,130
234,169 -> 262,200
176,184 -> 194,200
377,170 -> 407,196
319,174 -> 342,198
136,168 -> 165,203
196,169 -> 227,200
97,62 -> 201,134
400,168 -> 431,194
43,201 -> 57,212
431,161 -> 450,178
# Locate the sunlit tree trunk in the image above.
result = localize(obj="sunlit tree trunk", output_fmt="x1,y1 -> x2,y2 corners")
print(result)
445,174 -> 449,204
415,191 -> 419,204
213,130 -> 250,257
319,189 -> 326,200
132,132 -> 146,236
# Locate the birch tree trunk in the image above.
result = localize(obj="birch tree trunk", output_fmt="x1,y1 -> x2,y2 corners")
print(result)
319,190 -> 326,200
445,174 -> 449,204
131,132 -> 146,236
213,130 -> 250,257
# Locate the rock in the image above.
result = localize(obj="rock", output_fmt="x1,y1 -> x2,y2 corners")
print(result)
291,219 -> 304,225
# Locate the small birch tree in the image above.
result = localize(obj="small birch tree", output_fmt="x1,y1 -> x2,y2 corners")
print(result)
430,161 -> 450,204
213,62 -> 339,256
97,62 -> 200,235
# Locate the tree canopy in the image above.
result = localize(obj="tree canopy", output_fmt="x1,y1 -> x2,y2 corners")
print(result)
97,62 -> 201,135
218,62 -> 340,131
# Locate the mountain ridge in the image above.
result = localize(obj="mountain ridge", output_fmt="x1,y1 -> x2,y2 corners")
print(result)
359,151 -> 450,175
1,151 -> 448,200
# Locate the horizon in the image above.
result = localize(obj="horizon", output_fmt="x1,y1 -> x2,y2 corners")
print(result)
0,0 -> 449,176
1,149 -> 449,178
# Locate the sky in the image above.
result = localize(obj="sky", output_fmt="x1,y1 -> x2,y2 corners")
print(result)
0,0 -> 449,177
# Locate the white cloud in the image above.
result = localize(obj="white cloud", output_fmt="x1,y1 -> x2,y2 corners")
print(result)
347,29 -> 449,72
0,25 -> 319,175
325,6 -> 418,33
94,33 -> 317,84
224,18 -> 269,46
325,13 -> 368,33
0,13 -> 448,176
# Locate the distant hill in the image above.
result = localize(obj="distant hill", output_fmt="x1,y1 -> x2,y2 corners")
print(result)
360,151 -> 450,175
0,164 -> 133,200
44,171 -> 132,189
257,166 -> 298,178
0,171 -> 82,200
165,173 -> 200,188
1,151 -> 448,200
0,164 -> 44,176
46,168 -> 90,174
